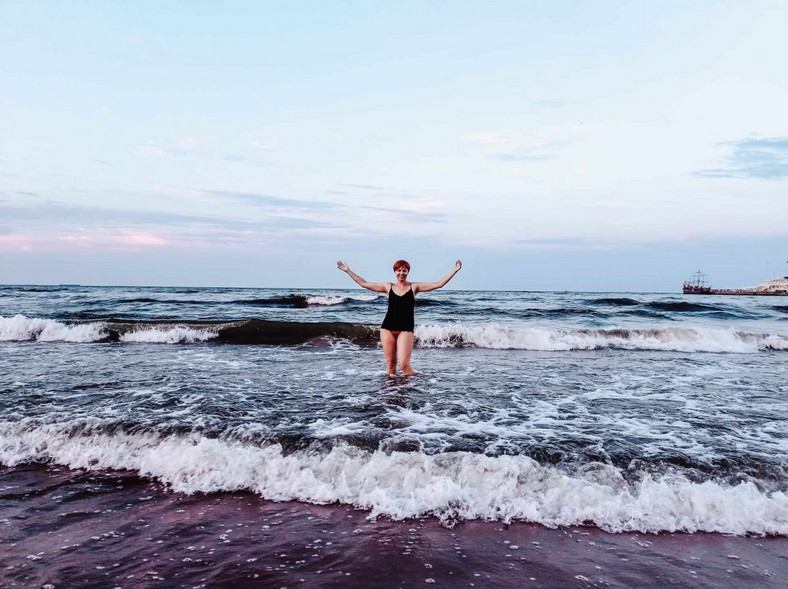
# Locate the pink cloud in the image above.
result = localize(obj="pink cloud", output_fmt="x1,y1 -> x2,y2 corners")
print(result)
0,235 -> 38,251
0,230 -> 172,251
0,228 -> 269,252
115,230 -> 170,246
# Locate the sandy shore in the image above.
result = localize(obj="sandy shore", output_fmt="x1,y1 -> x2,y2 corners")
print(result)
1,464 -> 785,588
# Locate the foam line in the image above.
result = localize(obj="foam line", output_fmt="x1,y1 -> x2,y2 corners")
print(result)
3,315 -> 787,351
415,324 -> 788,352
0,423 -> 785,535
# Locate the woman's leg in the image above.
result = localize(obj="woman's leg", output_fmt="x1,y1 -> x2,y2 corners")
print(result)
380,329 -> 398,375
396,331 -> 415,375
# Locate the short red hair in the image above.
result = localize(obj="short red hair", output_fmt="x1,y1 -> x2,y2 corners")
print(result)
393,259 -> 411,272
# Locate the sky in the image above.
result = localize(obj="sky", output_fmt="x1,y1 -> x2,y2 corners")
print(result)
1,0 -> 787,291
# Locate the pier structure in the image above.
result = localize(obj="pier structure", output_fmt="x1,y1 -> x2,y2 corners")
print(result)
683,263 -> 788,296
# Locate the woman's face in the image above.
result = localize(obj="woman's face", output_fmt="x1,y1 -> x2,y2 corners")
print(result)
395,266 -> 410,281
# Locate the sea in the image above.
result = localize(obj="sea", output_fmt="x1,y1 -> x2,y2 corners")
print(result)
1,285 -> 786,588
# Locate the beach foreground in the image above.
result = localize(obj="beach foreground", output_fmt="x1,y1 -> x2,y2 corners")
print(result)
2,286 -> 787,586
2,464 -> 784,589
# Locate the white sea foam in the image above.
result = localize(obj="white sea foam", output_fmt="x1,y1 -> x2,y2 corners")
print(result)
0,314 -> 106,342
119,326 -> 218,343
306,294 -> 380,306
1,422 -> 785,535
3,314 -> 785,351
415,323 -> 788,353
0,315 -> 217,344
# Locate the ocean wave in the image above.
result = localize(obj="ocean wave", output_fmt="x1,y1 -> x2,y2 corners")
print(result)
414,298 -> 455,307
466,307 -> 606,320
119,326 -> 218,344
0,316 -> 378,345
414,324 -> 788,352
646,301 -> 720,312
113,297 -> 215,305
0,315 -> 219,344
306,294 -> 380,306
213,319 -> 377,345
239,294 -> 379,307
105,294 -> 379,308
619,309 -> 671,319
560,298 -> 750,320
1,286 -> 73,293
234,295 -> 310,307
588,297 -> 640,306
537,308 -> 605,317
3,315 -> 787,351
0,314 -> 107,342
0,423 -> 784,535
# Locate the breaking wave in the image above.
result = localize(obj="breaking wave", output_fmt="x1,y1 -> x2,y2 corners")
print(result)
240,294 -> 379,307
305,294 -> 380,306
0,315 -> 377,345
0,315 -> 108,342
414,324 -> 788,352
0,422 -> 784,535
0,314 -> 219,344
2,315 -> 787,351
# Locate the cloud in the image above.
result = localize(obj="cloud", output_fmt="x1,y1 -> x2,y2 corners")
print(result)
338,183 -> 385,190
466,132 -> 509,146
263,216 -> 337,229
221,155 -> 255,164
1,202 -> 250,228
695,136 -> 788,179
491,153 -> 552,162
466,131 -> 562,162
0,229 -> 173,251
144,139 -> 270,167
363,206 -> 448,224
514,236 -> 616,251
2,200 -> 340,234
576,201 -> 634,208
110,230 -> 169,246
198,189 -> 341,210
531,100 -> 566,109
0,210 -> 335,252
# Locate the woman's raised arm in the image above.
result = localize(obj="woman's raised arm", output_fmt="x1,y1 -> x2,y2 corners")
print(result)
413,260 -> 462,294
337,261 -> 389,293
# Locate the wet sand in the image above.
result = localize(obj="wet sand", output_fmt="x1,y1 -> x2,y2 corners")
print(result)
1,464 -> 785,588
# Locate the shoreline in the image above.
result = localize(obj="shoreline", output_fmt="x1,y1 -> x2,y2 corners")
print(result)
2,465 -> 785,588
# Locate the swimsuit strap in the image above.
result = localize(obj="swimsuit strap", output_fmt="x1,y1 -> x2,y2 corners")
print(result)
390,283 -> 412,296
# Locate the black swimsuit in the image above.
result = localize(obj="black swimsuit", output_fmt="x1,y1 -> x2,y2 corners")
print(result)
380,284 -> 415,332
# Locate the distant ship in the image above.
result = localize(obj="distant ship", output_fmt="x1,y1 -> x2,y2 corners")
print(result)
683,265 -> 788,296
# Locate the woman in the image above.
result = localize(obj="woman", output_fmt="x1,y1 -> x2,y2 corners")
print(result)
336,259 -> 462,375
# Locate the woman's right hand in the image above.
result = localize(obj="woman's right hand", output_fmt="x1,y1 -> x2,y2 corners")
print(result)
337,261 -> 350,273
